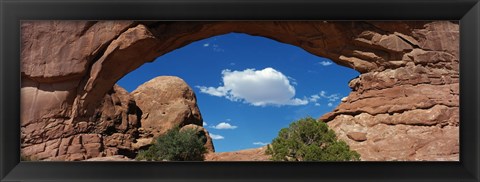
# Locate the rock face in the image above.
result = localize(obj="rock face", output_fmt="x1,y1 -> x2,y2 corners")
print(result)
84,155 -> 135,161
21,85 -> 141,160
320,21 -> 459,160
21,21 -> 459,161
132,76 -> 203,137
94,85 -> 142,158
131,76 -> 214,152
347,132 -> 367,142
205,146 -> 270,161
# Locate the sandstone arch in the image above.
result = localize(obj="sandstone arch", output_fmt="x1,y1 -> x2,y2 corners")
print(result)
21,21 -> 459,161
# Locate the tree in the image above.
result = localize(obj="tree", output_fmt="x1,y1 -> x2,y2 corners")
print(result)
136,126 -> 207,161
266,117 -> 360,161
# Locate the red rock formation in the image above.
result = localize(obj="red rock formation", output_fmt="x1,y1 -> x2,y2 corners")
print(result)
205,146 -> 270,161
20,21 -> 459,161
347,132 -> 367,142
131,76 -> 214,152
21,85 -> 141,160
320,21 -> 459,161
84,155 -> 134,161
132,76 -> 203,136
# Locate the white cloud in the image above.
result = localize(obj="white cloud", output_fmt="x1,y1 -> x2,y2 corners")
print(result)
197,68 -> 308,106
203,122 -> 207,126
328,103 -> 333,107
326,94 -> 340,102
253,142 -> 269,146
209,133 -> 224,140
211,122 -> 237,129
287,76 -> 297,85
307,91 -> 341,106
318,91 -> 341,102
319,91 -> 327,97
318,60 -> 333,66
203,43 -> 210,47
309,95 -> 320,102
196,86 -> 228,97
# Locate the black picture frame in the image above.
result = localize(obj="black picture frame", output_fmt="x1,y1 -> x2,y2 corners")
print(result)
1,0 -> 479,181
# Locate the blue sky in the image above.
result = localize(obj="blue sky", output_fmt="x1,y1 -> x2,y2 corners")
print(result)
117,33 -> 359,152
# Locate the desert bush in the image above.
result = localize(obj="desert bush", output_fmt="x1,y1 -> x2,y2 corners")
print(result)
266,117 -> 360,161
136,127 -> 207,161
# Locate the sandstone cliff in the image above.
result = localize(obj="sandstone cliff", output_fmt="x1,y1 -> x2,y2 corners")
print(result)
319,22 -> 459,161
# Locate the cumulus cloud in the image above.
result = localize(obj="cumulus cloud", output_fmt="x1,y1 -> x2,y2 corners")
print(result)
328,103 -> 333,107
197,68 -> 308,106
211,122 -> 238,130
203,122 -> 207,126
318,60 -> 333,66
253,142 -> 269,146
203,43 -> 210,47
209,133 -> 224,140
315,103 -> 321,106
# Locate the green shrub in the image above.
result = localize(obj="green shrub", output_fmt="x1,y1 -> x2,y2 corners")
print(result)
266,117 -> 360,161
136,127 -> 207,161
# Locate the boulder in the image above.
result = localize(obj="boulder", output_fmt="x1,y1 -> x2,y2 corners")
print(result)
130,76 -> 214,152
132,76 -> 203,137
347,132 -> 367,142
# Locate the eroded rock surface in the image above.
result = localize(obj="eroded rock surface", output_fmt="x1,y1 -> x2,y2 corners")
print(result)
21,21 -> 459,161
84,155 -> 135,161
320,21 -> 459,160
132,76 -> 203,137
131,76 -> 213,152
22,85 -> 141,160
205,146 -> 270,161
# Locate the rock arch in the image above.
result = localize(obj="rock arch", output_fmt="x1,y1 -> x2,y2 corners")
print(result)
21,21 -> 459,161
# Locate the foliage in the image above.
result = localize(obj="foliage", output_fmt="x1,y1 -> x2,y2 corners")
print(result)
136,126 -> 207,161
266,117 -> 360,161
